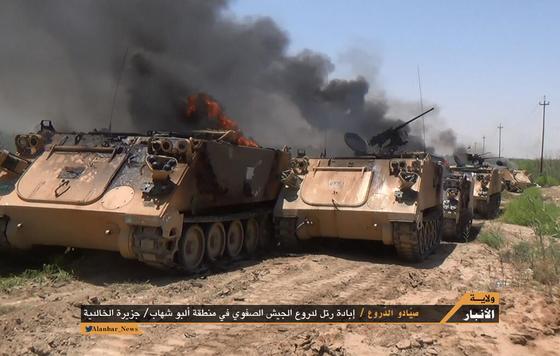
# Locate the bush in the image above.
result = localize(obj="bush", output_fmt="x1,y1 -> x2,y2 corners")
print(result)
502,187 -> 560,235
509,240 -> 560,285
512,241 -> 535,264
478,231 -> 505,249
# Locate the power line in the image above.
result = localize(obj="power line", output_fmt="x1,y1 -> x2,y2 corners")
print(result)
539,95 -> 550,174
497,124 -> 503,158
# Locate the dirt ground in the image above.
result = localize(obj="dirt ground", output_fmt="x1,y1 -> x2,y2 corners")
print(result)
1,193 -> 559,355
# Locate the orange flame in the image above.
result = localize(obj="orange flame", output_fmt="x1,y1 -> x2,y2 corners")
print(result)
186,93 -> 258,147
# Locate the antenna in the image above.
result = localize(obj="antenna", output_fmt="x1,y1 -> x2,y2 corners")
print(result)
108,47 -> 129,132
417,65 -> 426,152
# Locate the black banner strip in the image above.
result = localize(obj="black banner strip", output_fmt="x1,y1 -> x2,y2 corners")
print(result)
81,304 -> 499,324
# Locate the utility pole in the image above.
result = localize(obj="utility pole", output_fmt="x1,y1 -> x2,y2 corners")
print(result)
497,124 -> 503,158
539,96 -> 550,174
482,135 -> 486,153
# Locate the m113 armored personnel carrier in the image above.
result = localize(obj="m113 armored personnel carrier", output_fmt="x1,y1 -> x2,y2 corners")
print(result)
274,109 -> 444,262
500,168 -> 533,193
0,120 -> 289,272
449,153 -> 503,219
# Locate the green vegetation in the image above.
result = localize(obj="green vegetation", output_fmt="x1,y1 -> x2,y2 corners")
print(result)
535,175 -> 560,187
0,258 -> 74,293
511,241 -> 535,263
478,230 -> 505,249
498,187 -> 560,286
511,158 -> 560,187
504,239 -> 560,285
502,187 -> 560,236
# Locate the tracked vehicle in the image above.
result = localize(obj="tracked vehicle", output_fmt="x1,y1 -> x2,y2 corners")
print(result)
274,109 -> 444,262
442,172 -> 474,241
500,169 -> 533,192
449,153 -> 502,219
0,121 -> 289,271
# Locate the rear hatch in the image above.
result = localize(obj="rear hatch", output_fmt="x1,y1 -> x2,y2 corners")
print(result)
300,166 -> 372,207
16,146 -> 127,205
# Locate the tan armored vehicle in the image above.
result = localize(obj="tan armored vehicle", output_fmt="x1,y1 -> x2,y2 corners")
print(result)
501,169 -> 533,192
274,109 -> 444,262
442,171 -> 474,241
449,154 -> 502,219
0,120 -> 289,272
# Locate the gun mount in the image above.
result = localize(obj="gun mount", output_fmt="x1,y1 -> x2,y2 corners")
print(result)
344,107 -> 434,155
453,151 -> 510,169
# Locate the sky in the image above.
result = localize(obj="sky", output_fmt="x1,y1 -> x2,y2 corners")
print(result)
230,0 -> 560,158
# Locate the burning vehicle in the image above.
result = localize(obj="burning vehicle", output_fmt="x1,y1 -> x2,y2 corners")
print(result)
0,95 -> 289,272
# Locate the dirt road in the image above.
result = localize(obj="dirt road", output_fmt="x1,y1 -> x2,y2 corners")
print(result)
1,220 -> 559,355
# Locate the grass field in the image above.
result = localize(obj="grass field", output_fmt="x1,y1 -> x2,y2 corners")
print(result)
511,158 -> 560,186
502,187 -> 560,235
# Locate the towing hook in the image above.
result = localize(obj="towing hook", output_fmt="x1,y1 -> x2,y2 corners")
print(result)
296,218 -> 313,230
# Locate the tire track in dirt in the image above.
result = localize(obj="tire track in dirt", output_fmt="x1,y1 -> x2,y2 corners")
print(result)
1,219 -> 560,356
335,264 -> 404,303
238,256 -> 370,304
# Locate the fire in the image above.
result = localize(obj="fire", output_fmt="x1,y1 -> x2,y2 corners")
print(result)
186,93 -> 258,147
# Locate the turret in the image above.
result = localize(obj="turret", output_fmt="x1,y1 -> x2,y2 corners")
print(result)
344,107 -> 434,155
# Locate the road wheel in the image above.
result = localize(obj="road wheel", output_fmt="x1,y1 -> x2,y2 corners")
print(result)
394,208 -> 442,262
226,220 -> 244,258
243,218 -> 260,256
178,225 -> 205,273
205,222 -> 225,262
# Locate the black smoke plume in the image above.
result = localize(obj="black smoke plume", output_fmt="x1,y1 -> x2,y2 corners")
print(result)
0,0 -> 449,153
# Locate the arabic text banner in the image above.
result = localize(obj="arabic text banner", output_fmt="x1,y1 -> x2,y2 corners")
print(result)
81,293 -> 499,324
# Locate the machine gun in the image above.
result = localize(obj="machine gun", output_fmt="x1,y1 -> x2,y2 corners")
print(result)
344,107 -> 434,155
454,152 -> 507,168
